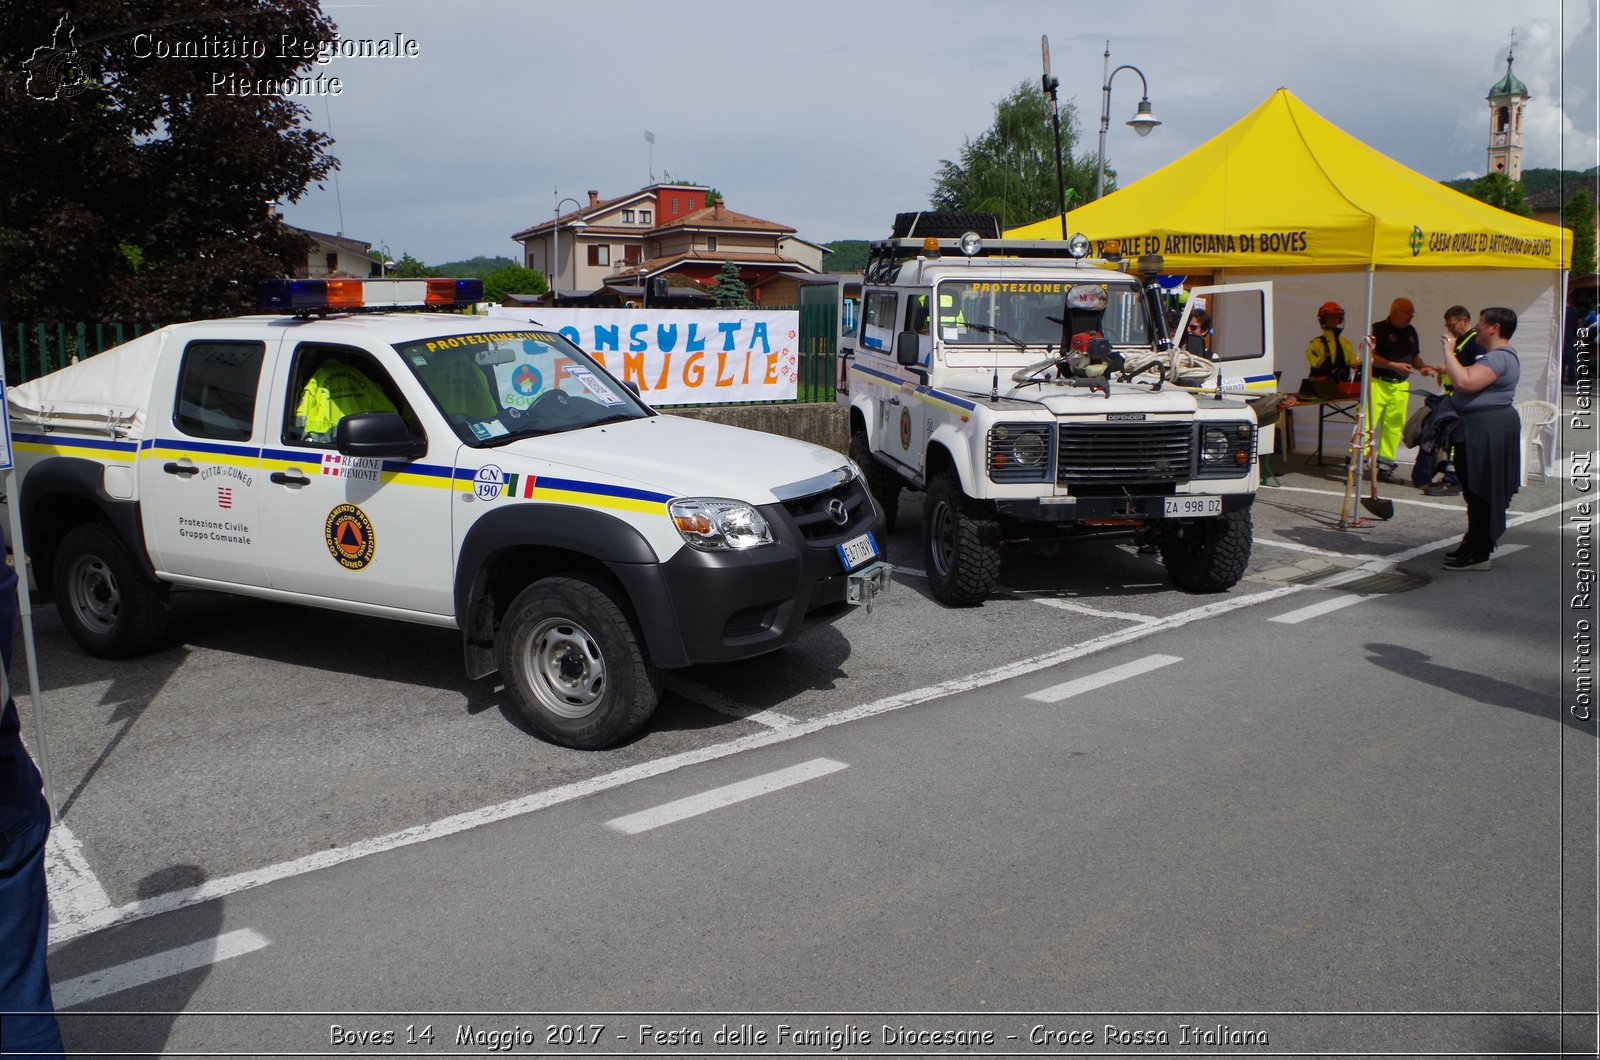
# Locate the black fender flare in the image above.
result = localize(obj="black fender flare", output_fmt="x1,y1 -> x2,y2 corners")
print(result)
454,504 -> 688,675
19,457 -> 159,589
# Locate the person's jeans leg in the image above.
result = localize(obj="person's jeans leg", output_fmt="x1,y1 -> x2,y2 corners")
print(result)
0,810 -> 66,1056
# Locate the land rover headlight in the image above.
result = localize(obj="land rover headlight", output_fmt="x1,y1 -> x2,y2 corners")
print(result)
1197,422 -> 1256,476
988,423 -> 1053,482
669,498 -> 774,551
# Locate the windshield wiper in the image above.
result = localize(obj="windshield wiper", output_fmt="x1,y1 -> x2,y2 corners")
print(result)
962,321 -> 1028,351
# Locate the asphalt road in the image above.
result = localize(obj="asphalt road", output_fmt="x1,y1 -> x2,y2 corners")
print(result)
12,415 -> 1597,1057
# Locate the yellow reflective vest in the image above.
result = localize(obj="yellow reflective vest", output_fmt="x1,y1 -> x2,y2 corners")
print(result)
295,360 -> 397,439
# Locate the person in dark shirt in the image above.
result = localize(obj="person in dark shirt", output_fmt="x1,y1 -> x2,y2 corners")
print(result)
1366,297 -> 1437,481
1416,305 -> 1484,495
1,528 -> 66,1055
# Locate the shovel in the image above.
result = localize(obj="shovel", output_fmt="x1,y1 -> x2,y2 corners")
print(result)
1361,463 -> 1394,520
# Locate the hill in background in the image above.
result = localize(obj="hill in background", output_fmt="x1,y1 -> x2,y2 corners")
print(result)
431,255 -> 517,278
1441,167 -> 1596,199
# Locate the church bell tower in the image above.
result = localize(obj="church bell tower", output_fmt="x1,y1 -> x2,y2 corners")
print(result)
1486,37 -> 1529,181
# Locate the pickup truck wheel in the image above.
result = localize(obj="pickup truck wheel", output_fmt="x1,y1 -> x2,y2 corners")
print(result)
497,576 -> 660,750
923,471 -> 1001,606
1159,508 -> 1253,593
53,523 -> 170,658
849,430 -> 900,532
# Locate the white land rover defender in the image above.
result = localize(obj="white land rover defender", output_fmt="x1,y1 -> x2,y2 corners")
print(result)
5,278 -> 890,749
839,213 -> 1275,606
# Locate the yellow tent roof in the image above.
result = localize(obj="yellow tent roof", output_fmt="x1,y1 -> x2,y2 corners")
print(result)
1007,88 -> 1572,271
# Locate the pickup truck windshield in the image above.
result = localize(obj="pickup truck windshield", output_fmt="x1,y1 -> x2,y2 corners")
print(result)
937,280 -> 1151,349
395,329 -> 651,446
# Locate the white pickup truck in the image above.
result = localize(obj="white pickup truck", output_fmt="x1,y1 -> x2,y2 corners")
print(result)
5,278 -> 890,748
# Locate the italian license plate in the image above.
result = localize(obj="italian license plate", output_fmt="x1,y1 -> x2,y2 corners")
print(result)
836,532 -> 880,571
1164,495 -> 1223,517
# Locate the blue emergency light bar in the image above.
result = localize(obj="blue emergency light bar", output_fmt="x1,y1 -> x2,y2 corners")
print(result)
259,277 -> 484,314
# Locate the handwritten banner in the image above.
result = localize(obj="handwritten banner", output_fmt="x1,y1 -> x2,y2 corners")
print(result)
487,308 -> 799,406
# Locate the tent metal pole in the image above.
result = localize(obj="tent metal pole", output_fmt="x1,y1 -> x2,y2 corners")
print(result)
1360,266 -> 1376,504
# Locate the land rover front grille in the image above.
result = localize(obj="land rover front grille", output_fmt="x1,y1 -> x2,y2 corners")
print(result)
781,475 -> 873,541
1057,422 -> 1194,484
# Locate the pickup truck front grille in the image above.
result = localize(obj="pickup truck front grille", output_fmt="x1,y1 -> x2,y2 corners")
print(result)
1057,422 -> 1193,484
780,476 -> 873,541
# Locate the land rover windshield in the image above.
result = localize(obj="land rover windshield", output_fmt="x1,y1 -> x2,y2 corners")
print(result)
395,329 -> 651,446
936,280 -> 1151,349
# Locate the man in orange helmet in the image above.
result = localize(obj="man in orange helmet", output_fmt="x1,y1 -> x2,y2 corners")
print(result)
1305,301 -> 1356,381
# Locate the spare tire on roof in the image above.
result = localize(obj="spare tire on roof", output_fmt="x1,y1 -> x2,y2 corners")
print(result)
890,212 -> 1003,239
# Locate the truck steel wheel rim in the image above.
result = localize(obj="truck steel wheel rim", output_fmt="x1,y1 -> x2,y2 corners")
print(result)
520,617 -> 606,719
67,554 -> 121,634
930,499 -> 956,575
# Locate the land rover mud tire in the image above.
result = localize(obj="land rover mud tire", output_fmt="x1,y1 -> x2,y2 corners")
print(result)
497,575 -> 661,750
849,430 -> 901,533
924,471 -> 1002,607
1159,508 -> 1253,593
53,522 -> 171,658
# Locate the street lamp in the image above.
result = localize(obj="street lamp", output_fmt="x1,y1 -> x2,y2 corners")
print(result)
1095,41 -> 1161,200
379,242 -> 394,277
550,196 -> 589,306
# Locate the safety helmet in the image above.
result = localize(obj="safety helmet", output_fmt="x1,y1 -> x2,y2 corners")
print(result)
1318,301 -> 1344,316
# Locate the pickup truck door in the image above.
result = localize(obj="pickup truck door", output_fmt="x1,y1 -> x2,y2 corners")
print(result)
256,340 -> 455,619
141,336 -> 275,588
1174,281 -> 1276,396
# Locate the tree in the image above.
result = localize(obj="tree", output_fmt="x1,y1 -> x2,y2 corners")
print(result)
1464,172 -> 1532,217
930,80 -> 1099,227
0,1 -> 340,323
712,261 -> 749,308
1562,189 -> 1597,277
388,253 -> 434,278
480,264 -> 548,304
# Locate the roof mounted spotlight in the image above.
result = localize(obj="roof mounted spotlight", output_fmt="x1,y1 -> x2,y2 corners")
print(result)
1066,233 -> 1091,259
957,231 -> 984,257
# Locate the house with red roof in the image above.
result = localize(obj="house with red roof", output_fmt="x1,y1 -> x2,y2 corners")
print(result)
511,183 -> 819,305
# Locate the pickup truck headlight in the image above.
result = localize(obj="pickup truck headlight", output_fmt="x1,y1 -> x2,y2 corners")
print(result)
1197,422 -> 1256,477
988,423 -> 1053,483
669,498 -> 774,551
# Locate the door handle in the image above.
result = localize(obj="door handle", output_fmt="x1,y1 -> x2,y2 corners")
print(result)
163,462 -> 200,477
270,471 -> 311,486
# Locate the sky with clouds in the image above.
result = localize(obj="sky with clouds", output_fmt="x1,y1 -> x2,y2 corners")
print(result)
276,0 -> 1599,265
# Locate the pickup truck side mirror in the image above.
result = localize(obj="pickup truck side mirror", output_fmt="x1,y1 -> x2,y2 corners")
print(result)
895,331 -> 922,368
335,412 -> 425,459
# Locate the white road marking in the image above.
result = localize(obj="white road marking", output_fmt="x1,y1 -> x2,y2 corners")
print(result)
45,823 -> 114,931
1269,594 -> 1373,624
52,928 -> 270,1009
1025,596 -> 1160,623
45,498 -> 1583,946
1267,484 -> 1465,512
1251,536 -> 1381,562
1025,654 -> 1183,703
604,758 -> 847,835
664,676 -> 795,729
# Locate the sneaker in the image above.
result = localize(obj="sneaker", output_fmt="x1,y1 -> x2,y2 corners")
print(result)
1443,554 -> 1491,571
1423,481 -> 1461,496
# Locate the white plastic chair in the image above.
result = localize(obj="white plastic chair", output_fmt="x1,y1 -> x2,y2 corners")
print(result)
1515,399 -> 1558,486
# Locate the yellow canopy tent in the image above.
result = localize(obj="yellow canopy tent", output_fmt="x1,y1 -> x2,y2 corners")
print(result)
1009,88 -> 1570,272
1008,89 -> 1569,471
